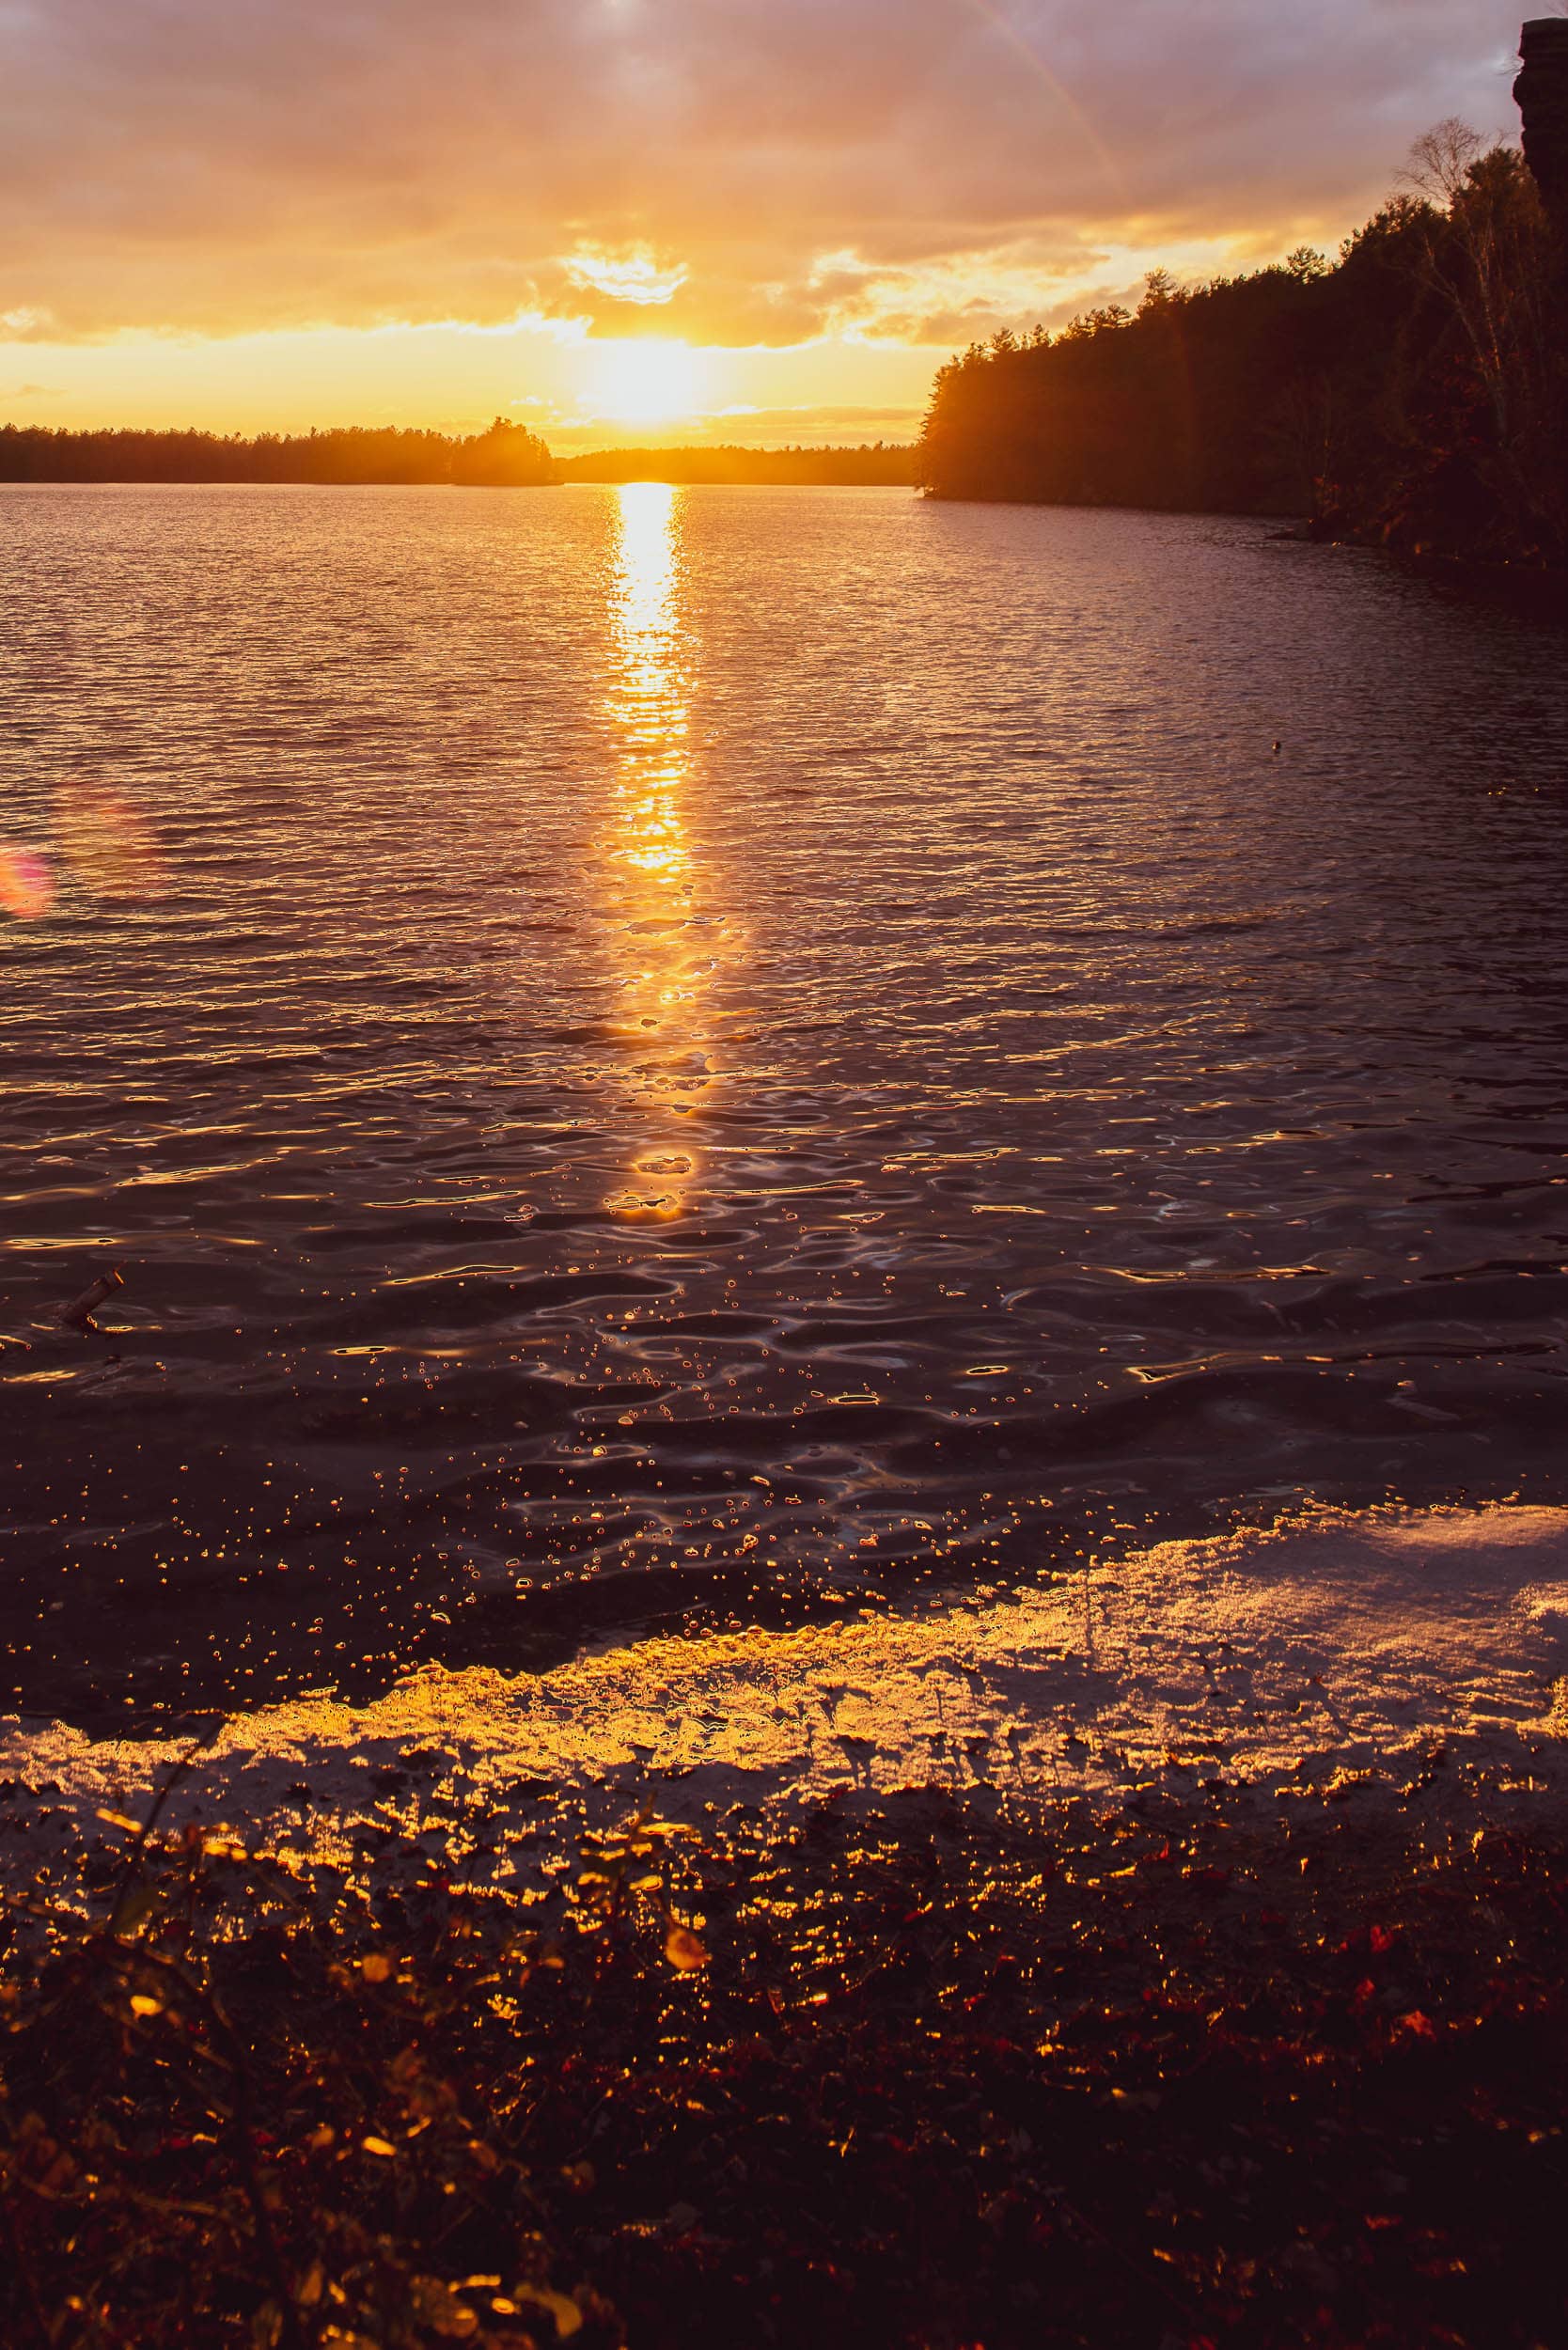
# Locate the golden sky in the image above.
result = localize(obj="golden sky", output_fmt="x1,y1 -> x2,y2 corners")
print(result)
0,1 -> 1528,446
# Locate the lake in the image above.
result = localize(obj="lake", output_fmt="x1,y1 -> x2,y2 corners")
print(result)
4,481 -> 1568,1730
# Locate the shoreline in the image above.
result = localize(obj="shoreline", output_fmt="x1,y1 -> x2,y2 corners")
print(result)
7,1503 -> 1567,1902
9,1502 -> 1568,2344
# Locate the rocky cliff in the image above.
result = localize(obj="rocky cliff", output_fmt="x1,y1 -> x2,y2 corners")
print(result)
1515,19 -> 1568,227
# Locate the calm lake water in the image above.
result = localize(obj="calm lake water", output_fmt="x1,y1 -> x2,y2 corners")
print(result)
5,482 -> 1568,1728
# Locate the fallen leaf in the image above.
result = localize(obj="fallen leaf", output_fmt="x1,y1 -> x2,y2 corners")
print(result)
515,2287 -> 583,2339
665,1924 -> 708,1972
409,2277 -> 478,2339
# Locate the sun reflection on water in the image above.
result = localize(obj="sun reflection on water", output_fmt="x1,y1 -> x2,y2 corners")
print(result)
601,482 -> 715,1219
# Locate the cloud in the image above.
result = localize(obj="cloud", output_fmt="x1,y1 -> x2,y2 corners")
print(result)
562,247 -> 689,306
0,1 -> 1529,352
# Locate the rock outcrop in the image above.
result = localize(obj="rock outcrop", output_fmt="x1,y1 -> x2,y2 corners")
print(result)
1515,19 -> 1568,227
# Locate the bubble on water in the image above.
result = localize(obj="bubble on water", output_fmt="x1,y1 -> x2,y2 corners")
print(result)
0,845 -> 55,920
52,781 -> 164,900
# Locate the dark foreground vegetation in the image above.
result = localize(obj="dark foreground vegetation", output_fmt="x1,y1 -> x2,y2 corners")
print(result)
4,1766 -> 1567,2348
920,121 -> 1568,571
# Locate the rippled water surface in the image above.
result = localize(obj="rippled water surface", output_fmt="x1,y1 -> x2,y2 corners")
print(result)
5,482 -> 1568,1726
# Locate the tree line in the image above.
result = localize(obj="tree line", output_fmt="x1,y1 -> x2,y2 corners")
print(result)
918,124 -> 1568,570
0,416 -> 557,486
0,417 -> 916,490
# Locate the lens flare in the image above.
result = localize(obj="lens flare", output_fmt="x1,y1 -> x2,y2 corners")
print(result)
53,782 -> 164,900
956,0 -> 1125,199
0,845 -> 55,920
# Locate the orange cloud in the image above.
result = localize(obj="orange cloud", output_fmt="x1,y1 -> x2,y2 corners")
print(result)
563,249 -> 690,306
0,0 -> 1524,364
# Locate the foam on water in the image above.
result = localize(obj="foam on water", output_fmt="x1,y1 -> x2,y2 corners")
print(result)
8,1506 -> 1568,1897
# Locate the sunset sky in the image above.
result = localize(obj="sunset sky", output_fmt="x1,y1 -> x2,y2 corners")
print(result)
0,1 -> 1531,447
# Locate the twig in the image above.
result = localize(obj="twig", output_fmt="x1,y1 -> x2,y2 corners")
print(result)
107,1722 -> 227,1938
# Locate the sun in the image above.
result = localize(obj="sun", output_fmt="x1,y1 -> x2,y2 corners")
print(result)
584,338 -> 709,426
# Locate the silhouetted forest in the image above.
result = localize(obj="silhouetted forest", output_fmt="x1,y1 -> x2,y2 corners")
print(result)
0,415 -> 557,486
919,126 -> 1568,570
0,419 -> 916,491
557,443 -> 916,485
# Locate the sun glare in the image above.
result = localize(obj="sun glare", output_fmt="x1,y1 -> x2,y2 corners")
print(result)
584,338 -> 708,425
597,481 -> 721,1224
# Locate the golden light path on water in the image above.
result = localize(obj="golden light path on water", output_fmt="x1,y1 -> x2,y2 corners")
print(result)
8,485 -> 1568,1731
599,481 -> 717,1222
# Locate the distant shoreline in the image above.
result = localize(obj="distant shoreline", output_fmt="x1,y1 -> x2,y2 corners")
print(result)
0,474 -> 917,490
0,420 -> 917,490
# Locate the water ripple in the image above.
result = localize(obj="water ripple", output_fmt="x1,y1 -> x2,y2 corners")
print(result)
3,484 -> 1568,1725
